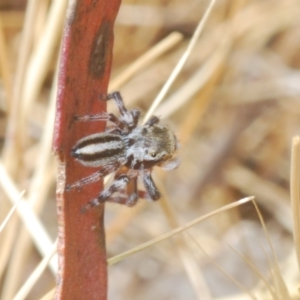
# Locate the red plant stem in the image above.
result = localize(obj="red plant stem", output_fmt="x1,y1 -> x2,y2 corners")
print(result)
53,1 -> 121,299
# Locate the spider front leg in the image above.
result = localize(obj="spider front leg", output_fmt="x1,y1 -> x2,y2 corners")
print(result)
81,175 -> 138,213
74,112 -> 125,130
142,170 -> 161,201
100,91 -> 141,129
125,176 -> 139,206
102,176 -> 139,207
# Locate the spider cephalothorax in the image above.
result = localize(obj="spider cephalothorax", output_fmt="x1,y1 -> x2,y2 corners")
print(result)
67,92 -> 179,212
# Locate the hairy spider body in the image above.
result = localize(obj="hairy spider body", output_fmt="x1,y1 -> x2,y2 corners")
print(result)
68,92 -> 178,212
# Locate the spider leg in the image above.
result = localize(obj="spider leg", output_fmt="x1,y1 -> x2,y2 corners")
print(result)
145,115 -> 160,127
81,175 -> 131,212
102,188 -> 155,206
137,190 -> 150,199
125,176 -> 139,206
109,168 -> 139,206
100,91 -> 140,128
66,164 -> 118,191
142,170 -> 161,201
74,112 -> 126,129
131,108 -> 141,126
104,178 -> 139,205
74,112 -> 109,122
104,196 -> 130,205
108,113 -> 126,129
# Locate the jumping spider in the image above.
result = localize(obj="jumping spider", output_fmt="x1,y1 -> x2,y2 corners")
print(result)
67,92 -> 179,212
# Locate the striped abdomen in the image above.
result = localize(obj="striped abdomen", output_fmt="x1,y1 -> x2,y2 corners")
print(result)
71,133 -> 126,167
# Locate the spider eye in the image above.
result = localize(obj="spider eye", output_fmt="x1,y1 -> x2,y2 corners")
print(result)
148,150 -> 157,157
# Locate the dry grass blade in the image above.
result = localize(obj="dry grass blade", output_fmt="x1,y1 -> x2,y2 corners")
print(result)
157,182 -> 212,299
156,38 -> 230,119
0,191 -> 24,233
217,293 -> 261,300
0,16 -> 12,111
2,56 -> 59,300
106,203 -> 145,244
27,60 -> 58,208
21,0 -> 68,126
39,288 -> 55,300
109,31 -> 183,91
0,161 -> 57,273
108,196 -> 253,265
13,240 -> 57,300
252,201 -> 291,299
227,244 -> 278,300
175,243 -> 212,300
0,11 -> 24,28
143,0 -> 217,122
224,162 -> 293,232
290,136 -> 300,272
190,236 -> 257,300
2,0 -> 40,172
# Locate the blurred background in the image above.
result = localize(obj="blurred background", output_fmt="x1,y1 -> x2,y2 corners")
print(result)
0,0 -> 299,299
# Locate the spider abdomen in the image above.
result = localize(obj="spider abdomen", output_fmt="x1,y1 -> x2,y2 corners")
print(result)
71,133 -> 126,168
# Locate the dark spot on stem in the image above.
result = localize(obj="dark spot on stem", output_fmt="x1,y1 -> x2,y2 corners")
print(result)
89,20 -> 112,78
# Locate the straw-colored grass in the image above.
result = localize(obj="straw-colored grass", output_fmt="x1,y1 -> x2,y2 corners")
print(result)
0,0 -> 300,299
